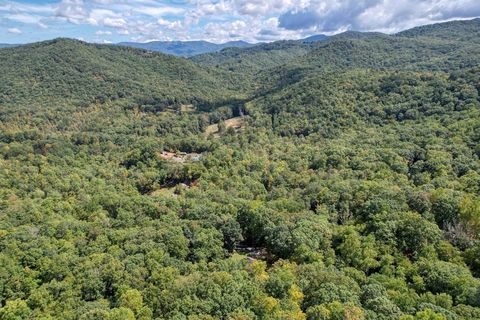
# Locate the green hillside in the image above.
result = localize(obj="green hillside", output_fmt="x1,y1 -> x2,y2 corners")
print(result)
194,19 -> 480,78
191,40 -> 313,73
396,18 -> 480,40
0,19 -> 480,320
0,38 -> 245,114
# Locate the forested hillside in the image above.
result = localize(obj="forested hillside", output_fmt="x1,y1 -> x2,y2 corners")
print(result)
0,19 -> 479,320
191,40 -> 313,73
194,18 -> 480,78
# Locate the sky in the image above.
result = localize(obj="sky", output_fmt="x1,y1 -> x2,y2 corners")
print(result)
0,0 -> 479,44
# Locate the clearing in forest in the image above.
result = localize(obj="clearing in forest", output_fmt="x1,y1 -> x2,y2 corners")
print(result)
205,116 -> 245,135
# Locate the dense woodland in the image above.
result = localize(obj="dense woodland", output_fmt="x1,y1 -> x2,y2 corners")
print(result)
0,19 -> 479,320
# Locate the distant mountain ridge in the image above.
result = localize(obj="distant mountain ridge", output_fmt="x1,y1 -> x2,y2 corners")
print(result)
0,43 -> 17,48
3,18 -> 478,58
1,35 -> 328,57
117,35 -> 330,57
192,18 -> 480,74
1,17 -> 480,320
302,34 -> 329,43
117,40 -> 255,57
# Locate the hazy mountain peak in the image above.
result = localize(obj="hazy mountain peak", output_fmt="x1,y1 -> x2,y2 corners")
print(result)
302,34 -> 329,42
117,39 -> 253,57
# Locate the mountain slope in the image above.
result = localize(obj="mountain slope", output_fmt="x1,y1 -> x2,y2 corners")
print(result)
1,19 -> 480,320
193,18 -> 480,77
191,40 -> 313,73
396,17 -> 480,41
0,38 -> 245,115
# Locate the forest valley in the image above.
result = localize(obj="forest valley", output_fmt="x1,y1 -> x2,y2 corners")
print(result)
0,18 -> 480,320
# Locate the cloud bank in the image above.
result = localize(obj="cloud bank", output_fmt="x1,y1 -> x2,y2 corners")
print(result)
0,0 -> 478,43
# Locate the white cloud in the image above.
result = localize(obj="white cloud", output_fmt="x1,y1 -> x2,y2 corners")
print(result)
233,0 -> 297,16
278,0 -> 480,33
103,17 -> 127,28
0,0 -> 478,43
133,6 -> 184,17
6,13 -> 40,24
95,30 -> 112,35
0,3 -> 55,14
5,13 -> 49,28
55,0 -> 88,24
201,16 -> 298,43
7,27 -> 22,34
89,8 -> 119,21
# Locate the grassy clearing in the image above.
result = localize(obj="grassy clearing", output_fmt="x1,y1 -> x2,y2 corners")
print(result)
205,116 -> 245,135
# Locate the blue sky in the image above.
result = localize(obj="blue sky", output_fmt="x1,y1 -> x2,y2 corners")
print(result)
1,0 -> 479,44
